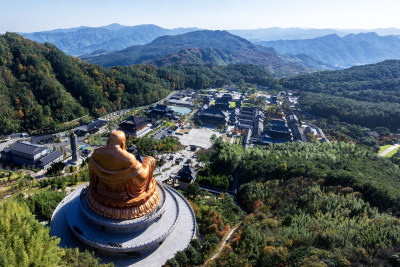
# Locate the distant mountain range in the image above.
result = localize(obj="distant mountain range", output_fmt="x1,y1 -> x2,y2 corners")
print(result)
20,24 -> 400,71
21,24 -> 199,56
257,32 -> 400,68
81,30 -> 333,77
21,24 -> 400,57
230,27 -> 400,42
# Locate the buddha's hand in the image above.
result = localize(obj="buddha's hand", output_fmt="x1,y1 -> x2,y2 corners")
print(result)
141,156 -> 156,181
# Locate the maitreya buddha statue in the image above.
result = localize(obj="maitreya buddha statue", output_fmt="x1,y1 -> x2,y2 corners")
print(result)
86,130 -> 159,220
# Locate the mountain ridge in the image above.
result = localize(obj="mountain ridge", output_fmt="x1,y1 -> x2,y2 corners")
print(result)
258,32 -> 400,67
21,24 -> 200,56
21,24 -> 400,58
81,30 -> 331,77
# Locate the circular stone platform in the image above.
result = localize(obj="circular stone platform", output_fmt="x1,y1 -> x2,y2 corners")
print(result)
51,183 -> 197,267
79,183 -> 167,233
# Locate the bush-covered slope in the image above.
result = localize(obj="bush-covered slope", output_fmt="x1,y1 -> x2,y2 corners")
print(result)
282,60 -> 400,129
193,139 -> 400,266
0,33 -> 171,134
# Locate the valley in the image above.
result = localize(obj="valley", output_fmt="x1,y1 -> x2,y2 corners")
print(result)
2,12 -> 400,267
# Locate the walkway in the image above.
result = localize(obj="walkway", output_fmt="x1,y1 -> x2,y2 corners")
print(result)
379,144 -> 400,157
205,223 -> 240,264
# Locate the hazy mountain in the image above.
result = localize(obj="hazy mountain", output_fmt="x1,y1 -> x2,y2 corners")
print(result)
229,28 -> 344,42
258,32 -> 400,68
21,24 -> 400,58
229,27 -> 400,42
82,30 -> 332,77
21,24 -> 199,56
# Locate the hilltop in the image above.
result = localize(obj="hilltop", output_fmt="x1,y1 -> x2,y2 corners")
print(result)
82,30 -> 330,77
21,24 -> 199,56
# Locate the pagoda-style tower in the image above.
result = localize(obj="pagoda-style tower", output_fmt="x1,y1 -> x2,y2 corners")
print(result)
70,131 -> 78,162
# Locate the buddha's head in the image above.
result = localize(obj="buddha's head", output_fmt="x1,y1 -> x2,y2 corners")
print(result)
107,130 -> 126,150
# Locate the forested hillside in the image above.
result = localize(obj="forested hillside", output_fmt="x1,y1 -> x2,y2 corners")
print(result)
282,60 -> 400,129
0,201 -> 111,266
0,33 -> 275,134
0,33 -> 171,134
201,140 -> 400,266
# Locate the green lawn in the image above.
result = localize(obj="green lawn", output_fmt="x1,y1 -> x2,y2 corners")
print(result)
0,171 -> 26,181
384,147 -> 400,158
379,145 -> 392,154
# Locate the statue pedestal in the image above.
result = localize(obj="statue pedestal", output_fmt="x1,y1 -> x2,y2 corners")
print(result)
51,183 -> 197,266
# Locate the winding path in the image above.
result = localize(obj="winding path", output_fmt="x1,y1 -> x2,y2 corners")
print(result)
205,223 -> 240,264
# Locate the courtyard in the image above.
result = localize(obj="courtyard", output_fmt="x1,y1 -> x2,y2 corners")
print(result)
173,128 -> 221,148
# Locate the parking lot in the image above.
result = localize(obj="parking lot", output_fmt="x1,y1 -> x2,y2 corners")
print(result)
173,128 -> 221,148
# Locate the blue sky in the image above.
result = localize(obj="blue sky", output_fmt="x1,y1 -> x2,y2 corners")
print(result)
1,0 -> 400,33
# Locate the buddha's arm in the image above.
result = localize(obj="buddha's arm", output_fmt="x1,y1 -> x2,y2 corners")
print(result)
124,152 -> 155,183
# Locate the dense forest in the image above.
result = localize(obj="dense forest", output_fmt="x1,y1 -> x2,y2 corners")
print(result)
0,201 -> 112,266
186,140 -> 400,266
282,60 -> 400,129
0,32 -> 274,134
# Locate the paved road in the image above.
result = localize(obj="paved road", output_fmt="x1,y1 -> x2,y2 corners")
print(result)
154,149 -> 196,182
379,144 -> 400,157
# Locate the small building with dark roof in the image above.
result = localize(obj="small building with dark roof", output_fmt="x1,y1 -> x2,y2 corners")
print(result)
37,150 -> 63,170
148,105 -> 177,119
252,117 -> 264,138
176,164 -> 197,190
292,126 -> 307,142
268,119 -> 287,127
31,134 -> 54,144
266,128 -> 293,140
214,98 -> 230,110
197,108 -> 229,126
366,131 -> 380,138
75,119 -> 108,135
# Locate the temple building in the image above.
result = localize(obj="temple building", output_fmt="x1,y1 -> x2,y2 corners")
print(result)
119,116 -> 152,138
1,141 -> 63,169
196,107 -> 229,126
148,104 -> 178,120
75,119 -> 108,136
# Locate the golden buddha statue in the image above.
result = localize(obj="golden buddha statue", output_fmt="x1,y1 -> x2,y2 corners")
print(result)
86,130 -> 159,220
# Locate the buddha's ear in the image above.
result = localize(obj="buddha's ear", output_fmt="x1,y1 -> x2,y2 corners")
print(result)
121,141 -> 126,150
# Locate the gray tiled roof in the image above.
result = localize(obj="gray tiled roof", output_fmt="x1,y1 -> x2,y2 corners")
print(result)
12,141 -> 47,156
38,150 -> 63,166
31,134 -> 53,143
